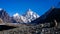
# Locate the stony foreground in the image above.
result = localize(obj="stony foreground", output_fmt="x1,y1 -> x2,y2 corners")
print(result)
0,23 -> 60,34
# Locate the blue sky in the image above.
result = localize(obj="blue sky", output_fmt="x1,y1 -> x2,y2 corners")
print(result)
0,0 -> 60,16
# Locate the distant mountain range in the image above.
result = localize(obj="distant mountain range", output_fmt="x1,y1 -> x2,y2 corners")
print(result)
0,8 -> 40,23
0,7 -> 60,24
13,9 -> 40,23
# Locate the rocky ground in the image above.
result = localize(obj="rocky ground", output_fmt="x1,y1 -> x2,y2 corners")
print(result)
0,23 -> 59,34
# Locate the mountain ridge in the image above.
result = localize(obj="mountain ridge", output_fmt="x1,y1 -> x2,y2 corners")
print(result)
13,9 -> 40,23
30,7 -> 60,27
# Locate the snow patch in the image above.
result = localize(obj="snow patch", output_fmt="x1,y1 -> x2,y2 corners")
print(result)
13,13 -> 20,17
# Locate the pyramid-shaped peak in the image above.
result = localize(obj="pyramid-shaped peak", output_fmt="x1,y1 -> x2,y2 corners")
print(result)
26,8 -> 40,17
26,9 -> 34,15
27,8 -> 33,12
27,8 -> 34,13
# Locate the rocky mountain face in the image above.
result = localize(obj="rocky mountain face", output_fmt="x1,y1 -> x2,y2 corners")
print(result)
0,8 -> 39,23
31,7 -> 60,26
0,8 -> 11,23
0,7 -> 60,25
13,9 -> 40,23
13,13 -> 27,23
0,8 -> 16,23
24,9 -> 40,22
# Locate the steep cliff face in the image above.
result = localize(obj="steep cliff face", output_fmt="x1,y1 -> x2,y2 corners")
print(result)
31,8 -> 60,26
0,8 -> 14,23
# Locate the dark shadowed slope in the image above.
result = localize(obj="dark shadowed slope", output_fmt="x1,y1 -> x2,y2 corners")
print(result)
31,7 -> 60,26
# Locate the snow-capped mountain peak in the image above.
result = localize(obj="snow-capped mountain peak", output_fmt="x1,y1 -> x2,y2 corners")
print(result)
13,9 -> 40,23
13,13 -> 28,23
26,9 -> 40,18
27,9 -> 34,15
25,9 -> 40,22
13,13 -> 20,20
13,13 -> 20,17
